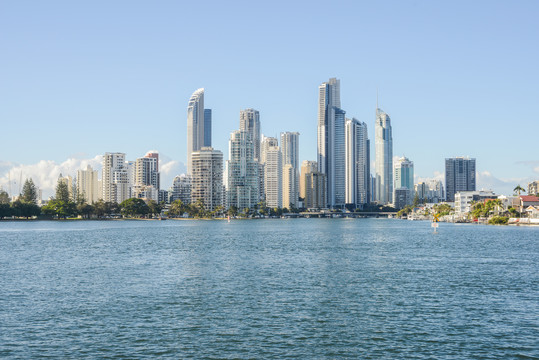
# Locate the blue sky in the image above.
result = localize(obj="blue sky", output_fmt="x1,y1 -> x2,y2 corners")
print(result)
1,0 -> 538,197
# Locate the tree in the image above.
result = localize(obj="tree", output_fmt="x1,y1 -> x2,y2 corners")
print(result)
168,199 -> 186,217
513,185 -> 526,196
412,193 -> 420,207
147,200 -> 163,217
0,203 -> 12,219
21,178 -> 38,204
42,199 -> 76,219
55,179 -> 70,202
119,198 -> 149,217
0,189 -> 9,204
227,205 -> 238,217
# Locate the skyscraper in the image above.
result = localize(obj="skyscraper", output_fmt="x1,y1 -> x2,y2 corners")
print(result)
226,130 -> 259,210
317,78 -> 345,208
394,156 -> 414,206
280,132 -> 300,209
191,147 -> 223,212
187,88 -> 205,175
345,118 -> 370,208
445,157 -> 476,202
239,108 -> 261,162
375,108 -> 393,205
204,109 -> 212,147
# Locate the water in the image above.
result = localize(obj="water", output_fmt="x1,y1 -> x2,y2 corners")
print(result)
0,219 -> 537,359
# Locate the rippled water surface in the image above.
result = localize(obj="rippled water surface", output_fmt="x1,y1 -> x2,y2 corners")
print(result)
1,219 -> 538,359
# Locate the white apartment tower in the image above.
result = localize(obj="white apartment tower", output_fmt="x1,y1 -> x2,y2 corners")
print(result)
317,78 -> 345,208
102,152 -> 132,204
375,108 -> 393,205
187,88 -> 205,175
77,165 -> 99,203
239,109 -> 261,162
345,118 -> 370,208
191,147 -> 223,212
226,130 -> 260,210
265,145 -> 282,208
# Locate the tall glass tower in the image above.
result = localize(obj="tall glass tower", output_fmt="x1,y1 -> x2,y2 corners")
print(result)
375,108 -> 393,205
187,88 -> 205,175
317,78 -> 345,208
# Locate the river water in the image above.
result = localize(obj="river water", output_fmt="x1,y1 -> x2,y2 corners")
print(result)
0,219 -> 537,359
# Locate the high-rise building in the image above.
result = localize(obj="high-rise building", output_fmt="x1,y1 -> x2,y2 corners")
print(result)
375,108 -> 393,205
345,118 -> 370,208
300,160 -> 317,202
282,164 -> 295,210
226,130 -> 259,210
204,109 -> 212,147
187,88 -> 205,175
135,153 -> 160,189
77,165 -> 99,203
280,132 -> 299,209
445,157 -> 476,202
260,136 -> 279,202
239,109 -> 261,162
317,78 -> 345,208
191,147 -> 223,212
394,156 -> 414,206
132,152 -> 160,201
300,160 -> 326,209
102,152 -> 131,204
265,145 -> 282,208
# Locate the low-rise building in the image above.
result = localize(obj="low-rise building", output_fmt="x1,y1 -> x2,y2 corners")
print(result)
454,190 -> 496,216
519,195 -> 539,213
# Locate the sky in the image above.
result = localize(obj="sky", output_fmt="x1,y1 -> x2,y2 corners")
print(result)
1,0 -> 538,198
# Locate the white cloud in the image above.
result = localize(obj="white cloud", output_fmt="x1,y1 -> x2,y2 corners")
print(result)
0,156 -> 102,199
415,171 -> 444,184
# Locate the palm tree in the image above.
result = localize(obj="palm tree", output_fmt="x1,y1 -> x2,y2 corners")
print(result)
514,185 -> 526,196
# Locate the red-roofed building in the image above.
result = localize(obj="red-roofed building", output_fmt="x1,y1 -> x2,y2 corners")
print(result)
520,195 -> 539,212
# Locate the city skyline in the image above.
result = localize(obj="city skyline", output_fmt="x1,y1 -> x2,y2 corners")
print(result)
1,1 -> 538,198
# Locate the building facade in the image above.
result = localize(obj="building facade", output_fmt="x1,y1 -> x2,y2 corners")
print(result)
169,174 -> 192,204
204,109 -> 212,147
445,157 -> 476,202
76,165 -> 99,204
